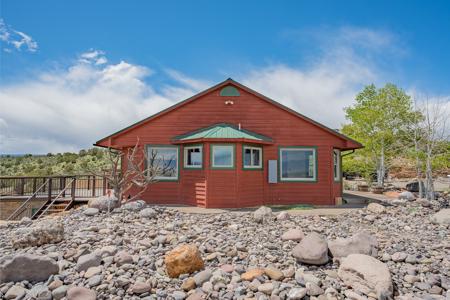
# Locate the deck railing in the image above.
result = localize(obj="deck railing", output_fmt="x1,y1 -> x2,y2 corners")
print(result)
0,175 -> 108,199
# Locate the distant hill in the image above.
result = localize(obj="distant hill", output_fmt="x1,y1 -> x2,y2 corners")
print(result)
0,148 -> 109,176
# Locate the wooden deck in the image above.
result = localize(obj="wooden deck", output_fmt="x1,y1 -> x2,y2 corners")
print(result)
343,190 -> 395,205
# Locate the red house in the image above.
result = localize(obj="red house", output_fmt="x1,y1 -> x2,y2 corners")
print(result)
95,78 -> 362,208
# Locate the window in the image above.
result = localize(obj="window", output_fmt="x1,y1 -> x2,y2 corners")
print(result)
147,146 -> 178,180
243,146 -> 262,169
279,147 -> 317,181
219,86 -> 240,96
184,145 -> 203,168
333,149 -> 340,181
211,145 -> 234,169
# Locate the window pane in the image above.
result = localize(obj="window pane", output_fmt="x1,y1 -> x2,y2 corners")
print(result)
281,149 -> 314,179
187,148 -> 202,166
148,147 -> 178,178
244,148 -> 252,166
213,146 -> 233,167
252,149 -> 260,166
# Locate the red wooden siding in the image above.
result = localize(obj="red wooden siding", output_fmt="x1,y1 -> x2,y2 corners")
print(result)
98,82 -> 359,207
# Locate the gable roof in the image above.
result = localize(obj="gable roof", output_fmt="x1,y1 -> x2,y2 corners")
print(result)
172,123 -> 273,144
95,78 -> 362,149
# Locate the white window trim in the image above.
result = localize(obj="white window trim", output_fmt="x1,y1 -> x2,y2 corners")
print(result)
333,149 -> 341,181
211,145 -> 234,168
243,146 -> 262,169
184,145 -> 203,168
279,147 -> 317,182
147,146 -> 179,180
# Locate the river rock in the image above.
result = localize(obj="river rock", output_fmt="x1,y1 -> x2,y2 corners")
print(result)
130,281 -> 151,294
277,211 -> 291,221
367,203 -> 386,214
67,286 -> 96,300
139,207 -> 157,218
83,208 -> 99,216
292,232 -> 329,265
430,209 -> 450,225
11,219 -> 64,248
0,254 -> 58,283
338,254 -> 393,299
165,244 -> 204,278
122,200 -> 146,211
398,191 -> 415,201
88,195 -> 119,212
281,228 -> 305,241
4,285 -> 27,300
328,231 -> 378,258
76,253 -> 102,272
253,206 -> 273,223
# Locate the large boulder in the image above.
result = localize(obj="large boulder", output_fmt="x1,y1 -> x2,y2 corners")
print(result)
122,200 -> 147,211
165,244 -> 204,278
338,254 -> 393,299
253,206 -> 273,223
430,209 -> 450,225
329,232 -> 378,258
292,232 -> 329,265
367,203 -> 386,214
88,195 -> 120,212
0,254 -> 59,283
12,220 -> 64,248
398,191 -> 415,201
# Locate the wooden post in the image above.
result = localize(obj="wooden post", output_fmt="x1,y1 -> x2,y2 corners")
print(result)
32,178 -> 37,194
102,177 -> 107,196
71,178 -> 76,202
48,178 -> 53,202
62,177 -> 66,197
87,176 -> 90,190
92,176 -> 96,197
19,178 -> 25,195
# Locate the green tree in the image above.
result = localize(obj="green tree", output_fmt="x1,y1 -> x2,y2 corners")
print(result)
342,83 -> 421,186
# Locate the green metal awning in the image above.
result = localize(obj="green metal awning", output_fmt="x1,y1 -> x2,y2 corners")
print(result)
172,123 -> 273,144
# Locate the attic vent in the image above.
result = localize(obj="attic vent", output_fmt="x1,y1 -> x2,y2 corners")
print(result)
220,86 -> 240,97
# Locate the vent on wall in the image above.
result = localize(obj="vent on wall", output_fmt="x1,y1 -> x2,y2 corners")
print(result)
220,86 -> 240,97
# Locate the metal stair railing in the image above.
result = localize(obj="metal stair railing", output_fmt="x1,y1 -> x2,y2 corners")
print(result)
7,179 -> 50,221
32,178 -> 75,220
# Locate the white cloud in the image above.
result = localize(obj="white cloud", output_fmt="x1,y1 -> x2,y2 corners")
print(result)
0,19 -> 38,53
0,51 -> 201,154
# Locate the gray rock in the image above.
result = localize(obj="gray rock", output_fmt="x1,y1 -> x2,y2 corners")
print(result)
288,287 -> 307,299
88,195 -> 120,212
193,269 -> 212,286
76,253 -> 101,272
328,231 -> 378,258
83,207 -> 99,216
173,290 -> 187,300
0,254 -> 58,283
67,286 -> 96,300
253,206 -> 273,223
430,209 -> 450,225
338,254 -> 393,299
399,191 -> 415,201
367,203 -> 386,214
281,228 -> 305,241
87,274 -> 103,287
122,200 -> 146,211
292,232 -> 329,265
140,207 -> 157,218
114,250 -> 133,266
12,219 -> 64,248
391,252 -> 407,262
277,211 -> 290,221
4,285 -> 26,300
52,285 -> 68,300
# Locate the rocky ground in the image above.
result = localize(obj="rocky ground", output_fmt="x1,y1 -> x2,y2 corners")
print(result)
0,195 -> 449,300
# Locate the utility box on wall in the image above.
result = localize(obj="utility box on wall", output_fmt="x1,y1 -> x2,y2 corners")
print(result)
268,160 -> 277,183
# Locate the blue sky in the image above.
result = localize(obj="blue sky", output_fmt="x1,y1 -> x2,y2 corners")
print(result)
1,0 -> 450,153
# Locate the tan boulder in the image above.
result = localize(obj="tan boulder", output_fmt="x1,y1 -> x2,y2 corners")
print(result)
338,254 -> 393,299
165,244 -> 204,278
367,203 -> 385,214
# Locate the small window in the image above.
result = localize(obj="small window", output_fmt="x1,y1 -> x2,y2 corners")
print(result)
147,146 -> 178,180
333,149 -> 340,181
279,147 -> 317,182
243,146 -> 262,169
184,145 -> 203,168
219,86 -> 240,96
211,145 -> 234,169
